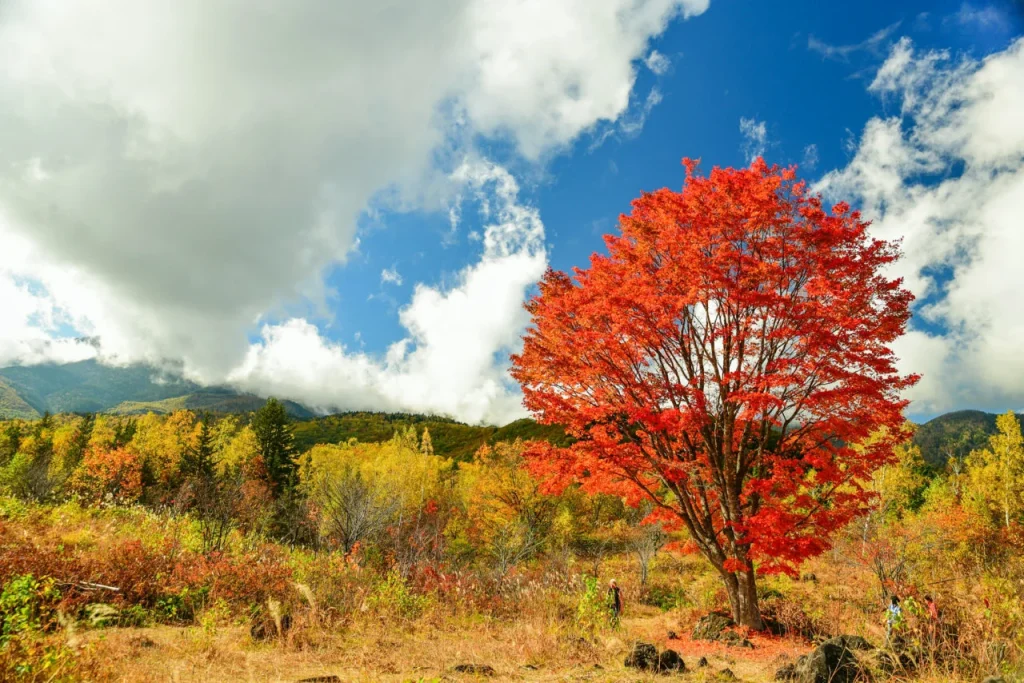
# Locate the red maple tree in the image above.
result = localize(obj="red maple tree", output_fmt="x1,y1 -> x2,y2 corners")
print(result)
510,158 -> 918,628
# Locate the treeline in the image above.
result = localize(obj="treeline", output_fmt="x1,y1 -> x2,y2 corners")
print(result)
0,399 -> 652,578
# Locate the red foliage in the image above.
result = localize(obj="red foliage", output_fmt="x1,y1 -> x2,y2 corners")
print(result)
511,159 -> 916,619
71,447 -> 143,504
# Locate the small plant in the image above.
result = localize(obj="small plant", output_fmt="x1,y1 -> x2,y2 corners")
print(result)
574,575 -> 609,638
0,575 -> 61,645
367,569 -> 431,620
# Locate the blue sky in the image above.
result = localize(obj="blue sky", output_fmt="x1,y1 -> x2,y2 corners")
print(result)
329,0 -> 1023,419
0,0 -> 1022,423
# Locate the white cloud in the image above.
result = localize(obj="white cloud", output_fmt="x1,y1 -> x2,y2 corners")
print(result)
739,117 -> 768,163
231,161 -> 547,424
816,37 -> 1024,415
802,143 -> 819,170
645,50 -> 672,75
380,268 -> 403,287
807,21 -> 901,62
954,3 -> 1010,31
0,0 -> 711,422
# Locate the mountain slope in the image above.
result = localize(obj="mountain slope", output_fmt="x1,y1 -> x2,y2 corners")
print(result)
0,378 -> 40,420
0,360 -> 315,418
108,390 -> 314,419
910,410 -> 1019,467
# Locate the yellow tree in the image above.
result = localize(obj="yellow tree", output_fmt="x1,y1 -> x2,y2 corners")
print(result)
965,412 -> 1024,529
299,435 -> 452,552
456,440 -> 557,576
868,441 -> 928,520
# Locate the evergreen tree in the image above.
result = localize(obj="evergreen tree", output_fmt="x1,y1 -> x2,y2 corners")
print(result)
183,412 -> 216,481
114,419 -> 137,448
0,423 -> 22,467
252,398 -> 296,493
65,413 -> 95,474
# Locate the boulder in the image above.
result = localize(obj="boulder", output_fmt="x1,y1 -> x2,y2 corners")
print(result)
791,639 -> 863,683
825,635 -> 873,652
774,662 -> 798,681
297,677 -> 341,683
697,656 -> 709,668
657,649 -> 686,673
667,630 -> 679,640
451,664 -> 495,676
624,642 -> 659,671
719,668 -> 737,680
692,612 -> 734,641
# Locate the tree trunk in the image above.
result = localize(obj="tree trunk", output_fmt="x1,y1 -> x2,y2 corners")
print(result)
721,567 -> 764,630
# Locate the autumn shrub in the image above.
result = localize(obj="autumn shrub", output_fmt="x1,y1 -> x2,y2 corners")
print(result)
573,574 -> 611,639
69,447 -> 143,505
171,544 -> 293,608
0,575 -> 62,644
367,569 -> 432,621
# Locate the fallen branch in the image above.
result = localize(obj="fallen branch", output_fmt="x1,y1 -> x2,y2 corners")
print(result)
57,580 -> 121,593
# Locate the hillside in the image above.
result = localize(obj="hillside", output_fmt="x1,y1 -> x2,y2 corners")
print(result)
0,360 -> 200,415
910,409 -> 1019,467
0,378 -> 39,420
108,389 -> 315,419
0,360 -> 315,419
291,413 -> 571,461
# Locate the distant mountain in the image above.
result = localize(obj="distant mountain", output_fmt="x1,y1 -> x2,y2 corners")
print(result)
0,360 -> 313,419
911,410 -> 1017,467
108,389 -> 315,419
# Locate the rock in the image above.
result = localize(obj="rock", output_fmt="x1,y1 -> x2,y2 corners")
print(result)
719,668 -> 737,680
624,642 -> 660,671
800,573 -> 818,583
692,612 -> 735,641
792,640 -> 862,683
297,677 -> 341,683
824,635 -> 873,652
521,664 -> 539,670
667,630 -> 679,640
981,677 -> 1005,683
451,664 -> 495,676
658,649 -> 686,673
697,656 -> 709,668
774,662 -> 798,680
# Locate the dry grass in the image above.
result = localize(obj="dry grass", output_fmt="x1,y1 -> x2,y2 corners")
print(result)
73,608 -> 805,683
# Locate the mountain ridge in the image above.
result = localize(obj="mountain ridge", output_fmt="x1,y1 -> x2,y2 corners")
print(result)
0,360 -> 1017,466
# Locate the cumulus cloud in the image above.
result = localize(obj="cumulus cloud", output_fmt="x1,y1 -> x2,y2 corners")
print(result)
0,0 -> 711,422
816,36 -> 1024,415
230,161 -> 547,424
739,117 -> 768,163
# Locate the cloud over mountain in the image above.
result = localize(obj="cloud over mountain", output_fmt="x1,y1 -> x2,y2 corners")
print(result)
0,0 -> 709,423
